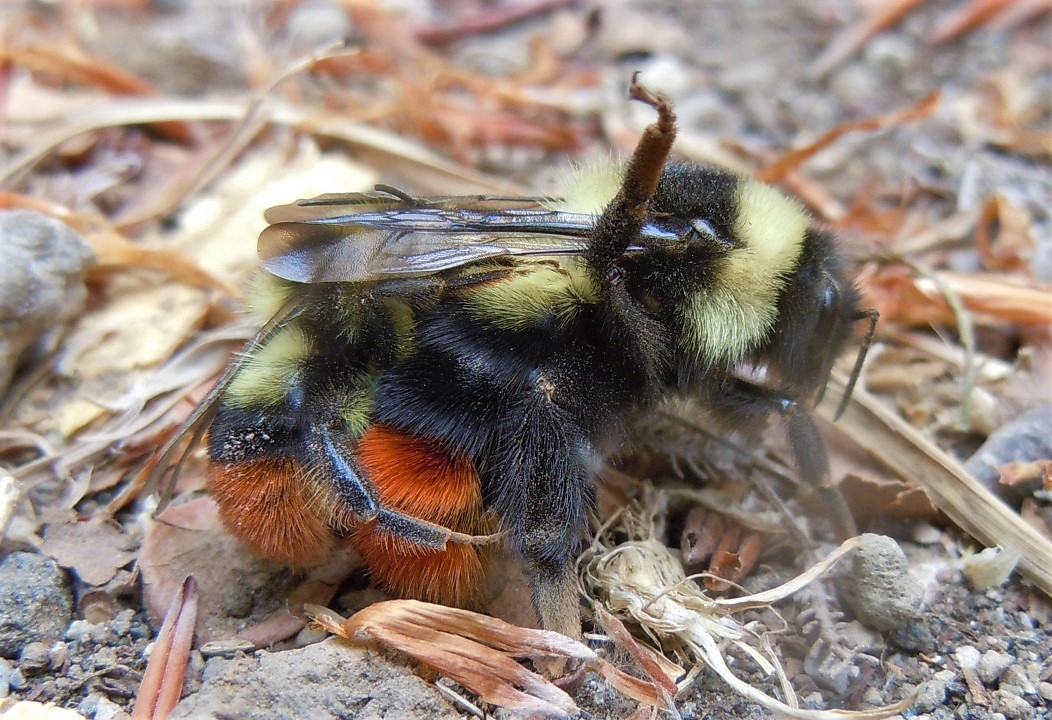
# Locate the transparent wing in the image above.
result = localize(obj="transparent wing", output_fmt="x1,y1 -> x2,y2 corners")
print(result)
259,190 -> 599,283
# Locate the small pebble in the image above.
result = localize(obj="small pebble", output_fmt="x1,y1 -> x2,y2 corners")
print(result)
93,646 -> 118,668
977,650 -> 1014,685
913,678 -> 947,712
1037,681 -> 1052,702
635,54 -> 695,99
65,620 -> 94,643
286,0 -> 352,50
293,624 -> 328,648
111,609 -> 134,637
954,645 -> 981,671
91,695 -> 128,720
18,641 -> 50,672
1000,664 -> 1037,696
991,689 -> 1033,719
838,534 -> 925,632
861,686 -> 884,707
48,642 -> 68,669
863,34 -> 916,77
7,667 -> 27,690
0,658 -> 13,698
0,553 -> 74,658
802,691 -> 825,709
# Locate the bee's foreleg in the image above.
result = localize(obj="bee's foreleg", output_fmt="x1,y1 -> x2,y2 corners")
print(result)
706,378 -> 858,541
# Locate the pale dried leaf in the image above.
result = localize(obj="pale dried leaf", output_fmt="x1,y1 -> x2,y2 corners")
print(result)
41,516 -> 137,586
961,546 -> 1022,588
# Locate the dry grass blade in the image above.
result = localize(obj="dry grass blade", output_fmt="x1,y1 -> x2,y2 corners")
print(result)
132,576 -> 199,720
0,471 -> 17,541
928,0 -> 1047,44
714,538 -> 860,612
114,41 -> 354,230
1,97 -> 527,195
0,43 -> 198,143
819,371 -> 1052,597
414,0 -> 577,42
306,599 -> 677,718
756,92 -> 940,184
308,600 -> 587,717
808,0 -> 926,79
86,228 -> 238,295
865,268 -> 1052,327
591,604 -> 681,716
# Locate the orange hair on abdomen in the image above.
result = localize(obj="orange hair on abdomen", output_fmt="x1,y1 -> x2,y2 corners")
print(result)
353,424 -> 490,608
209,456 -> 336,567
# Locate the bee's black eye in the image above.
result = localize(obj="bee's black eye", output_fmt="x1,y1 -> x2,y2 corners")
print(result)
606,265 -> 624,285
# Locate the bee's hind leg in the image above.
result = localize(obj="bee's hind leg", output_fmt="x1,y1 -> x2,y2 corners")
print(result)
309,423 -> 499,548
493,385 -> 599,674
371,507 -> 504,549
309,421 -> 499,608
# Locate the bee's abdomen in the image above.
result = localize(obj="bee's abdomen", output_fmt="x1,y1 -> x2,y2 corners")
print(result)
208,454 -> 339,566
352,424 -> 490,608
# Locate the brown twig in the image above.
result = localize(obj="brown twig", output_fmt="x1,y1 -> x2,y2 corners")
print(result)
414,0 -> 578,43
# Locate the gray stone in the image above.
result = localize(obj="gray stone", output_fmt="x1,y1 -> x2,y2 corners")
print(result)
170,638 -> 459,720
1000,664 -> 1037,696
977,650 -> 1014,685
0,211 -> 95,391
17,641 -> 50,672
0,552 -> 74,658
837,534 -> 925,632
0,658 -> 13,698
914,678 -> 948,712
991,689 -> 1034,719
965,403 -> 1052,504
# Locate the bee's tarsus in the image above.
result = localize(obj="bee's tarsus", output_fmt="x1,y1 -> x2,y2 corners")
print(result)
374,184 -> 416,205
448,529 -> 506,546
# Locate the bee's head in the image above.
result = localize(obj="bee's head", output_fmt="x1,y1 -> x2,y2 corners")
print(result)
621,164 -> 817,371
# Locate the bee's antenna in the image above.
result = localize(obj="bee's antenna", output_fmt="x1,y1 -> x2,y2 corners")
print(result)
588,73 -> 677,276
833,308 -> 879,420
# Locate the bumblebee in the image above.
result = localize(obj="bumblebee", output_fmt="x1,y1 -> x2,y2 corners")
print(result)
157,77 -> 875,643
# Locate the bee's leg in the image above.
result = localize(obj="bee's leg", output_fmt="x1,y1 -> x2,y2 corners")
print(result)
499,390 -> 595,646
707,379 -> 858,540
588,73 -> 677,275
308,423 -> 498,547
371,508 -> 503,548
310,421 -> 501,608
